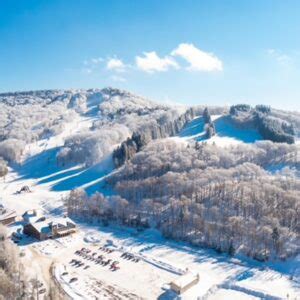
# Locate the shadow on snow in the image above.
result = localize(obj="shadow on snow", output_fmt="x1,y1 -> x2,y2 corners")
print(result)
14,146 -> 114,196
178,115 -> 262,144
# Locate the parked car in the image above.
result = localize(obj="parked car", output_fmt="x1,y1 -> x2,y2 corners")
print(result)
39,288 -> 46,294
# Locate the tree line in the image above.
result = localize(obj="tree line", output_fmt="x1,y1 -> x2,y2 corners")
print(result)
66,139 -> 300,261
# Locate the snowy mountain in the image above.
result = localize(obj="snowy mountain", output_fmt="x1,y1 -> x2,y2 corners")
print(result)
0,88 -> 299,299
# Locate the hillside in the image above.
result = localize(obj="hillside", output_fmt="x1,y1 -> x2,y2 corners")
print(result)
0,88 -> 299,299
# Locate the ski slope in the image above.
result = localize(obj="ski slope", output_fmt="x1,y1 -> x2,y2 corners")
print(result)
0,113 -> 299,299
0,113 -> 114,215
179,114 -> 262,146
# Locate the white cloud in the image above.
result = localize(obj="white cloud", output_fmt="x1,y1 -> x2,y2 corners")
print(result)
106,58 -> 126,72
267,49 -> 292,67
81,57 -> 103,74
110,75 -> 126,82
84,57 -> 103,66
171,43 -> 223,72
81,68 -> 93,74
91,57 -> 103,64
135,51 -> 179,73
80,43 -> 223,76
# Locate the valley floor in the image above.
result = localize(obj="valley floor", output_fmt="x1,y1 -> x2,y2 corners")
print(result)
0,114 -> 299,299
5,221 -> 300,300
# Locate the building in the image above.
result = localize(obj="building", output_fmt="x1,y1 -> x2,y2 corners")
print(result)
22,209 -> 45,223
170,272 -> 200,295
23,216 -> 76,241
0,205 -> 17,225
49,217 -> 77,238
23,220 -> 52,240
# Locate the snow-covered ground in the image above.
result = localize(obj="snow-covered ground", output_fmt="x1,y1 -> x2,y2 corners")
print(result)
179,114 -> 262,147
10,221 -> 299,300
0,114 -> 299,299
0,114 -> 115,215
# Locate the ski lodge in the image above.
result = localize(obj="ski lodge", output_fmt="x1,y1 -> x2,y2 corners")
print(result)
23,215 -> 77,241
170,272 -> 200,295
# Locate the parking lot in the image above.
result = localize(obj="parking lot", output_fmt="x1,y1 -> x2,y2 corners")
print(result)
71,246 -> 141,272
48,232 -> 177,299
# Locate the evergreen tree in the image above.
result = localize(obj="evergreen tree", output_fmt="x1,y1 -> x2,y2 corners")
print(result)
203,107 -> 212,124
228,241 -> 235,257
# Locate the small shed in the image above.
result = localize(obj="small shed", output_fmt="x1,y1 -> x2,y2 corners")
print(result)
170,272 -> 200,295
0,206 -> 17,225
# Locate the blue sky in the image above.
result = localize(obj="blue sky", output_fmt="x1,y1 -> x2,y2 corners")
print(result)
0,0 -> 300,110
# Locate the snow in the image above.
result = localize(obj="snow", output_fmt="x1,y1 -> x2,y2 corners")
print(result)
54,224 -> 297,300
178,114 -> 262,147
179,116 -> 206,140
234,269 -> 299,299
30,220 -> 52,234
31,229 -> 177,299
50,216 -> 75,227
0,113 -> 114,216
0,206 -> 16,221
2,205 -> 300,299
213,115 -> 262,143
0,110 -> 299,299
208,288 -> 259,300
170,272 -> 198,289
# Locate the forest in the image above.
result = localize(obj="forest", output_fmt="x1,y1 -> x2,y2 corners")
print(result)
0,88 -> 299,261
66,138 -> 300,261
230,104 -> 297,144
0,225 -> 60,299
